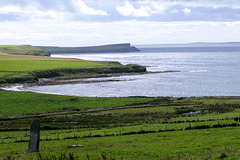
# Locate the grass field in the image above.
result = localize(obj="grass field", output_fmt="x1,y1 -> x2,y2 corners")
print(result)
0,56 -> 105,83
1,90 -> 240,159
1,127 -> 240,160
0,90 -> 152,116
0,60 -> 103,72
0,53 -> 89,61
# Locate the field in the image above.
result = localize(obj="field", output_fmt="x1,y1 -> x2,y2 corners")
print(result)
0,52 -> 104,76
0,60 -> 103,72
0,51 -> 105,78
1,89 -> 240,159
0,90 -> 152,116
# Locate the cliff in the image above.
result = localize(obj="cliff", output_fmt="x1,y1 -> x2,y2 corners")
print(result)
37,43 -> 140,53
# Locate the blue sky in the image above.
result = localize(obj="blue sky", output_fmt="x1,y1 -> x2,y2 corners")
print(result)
0,0 -> 240,46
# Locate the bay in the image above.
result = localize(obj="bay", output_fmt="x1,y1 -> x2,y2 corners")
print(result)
24,51 -> 240,97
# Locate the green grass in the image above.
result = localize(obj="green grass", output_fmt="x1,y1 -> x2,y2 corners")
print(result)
0,90 -> 153,116
0,45 -> 20,47
0,60 -> 103,72
1,127 -> 240,159
0,72 -> 14,76
0,52 -> 146,83
0,52 -> 8,55
1,91 -> 240,159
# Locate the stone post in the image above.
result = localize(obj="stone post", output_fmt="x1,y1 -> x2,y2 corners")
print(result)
27,119 -> 40,153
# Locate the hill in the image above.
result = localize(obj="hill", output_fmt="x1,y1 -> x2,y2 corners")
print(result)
37,43 -> 140,53
0,45 -> 50,56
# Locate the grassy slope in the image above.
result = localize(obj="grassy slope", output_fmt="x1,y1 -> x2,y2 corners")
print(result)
0,54 -> 101,76
0,54 -> 102,72
0,60 -> 103,71
0,90 -> 152,116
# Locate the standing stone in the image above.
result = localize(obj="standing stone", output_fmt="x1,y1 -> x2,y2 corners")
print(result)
27,119 -> 40,153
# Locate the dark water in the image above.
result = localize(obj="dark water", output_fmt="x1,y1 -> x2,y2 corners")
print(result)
25,51 -> 240,97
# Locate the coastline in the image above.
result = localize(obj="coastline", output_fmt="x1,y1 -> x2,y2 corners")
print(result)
35,70 -> 181,86
0,70 -> 181,92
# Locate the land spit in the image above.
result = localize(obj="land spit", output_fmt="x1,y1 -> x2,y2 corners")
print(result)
35,70 -> 181,86
0,70 -> 181,92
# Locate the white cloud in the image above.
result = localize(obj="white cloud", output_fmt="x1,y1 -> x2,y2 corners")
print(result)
171,10 -> 179,14
116,1 -> 168,17
147,0 -> 240,9
137,1 -> 167,15
149,2 -> 167,14
0,5 -> 21,13
116,2 -> 150,17
73,0 -> 108,16
183,8 -> 191,15
0,0 -> 108,22
1,20 -> 240,46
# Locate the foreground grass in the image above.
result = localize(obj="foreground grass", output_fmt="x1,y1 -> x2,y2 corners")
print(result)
1,127 -> 240,159
1,91 -> 240,159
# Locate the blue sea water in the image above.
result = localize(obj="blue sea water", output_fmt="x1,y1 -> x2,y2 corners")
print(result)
24,51 -> 240,97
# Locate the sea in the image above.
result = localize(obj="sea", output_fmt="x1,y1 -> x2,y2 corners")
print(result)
23,48 -> 240,97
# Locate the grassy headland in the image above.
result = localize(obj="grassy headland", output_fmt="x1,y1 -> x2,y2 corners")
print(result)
37,43 -> 140,53
0,45 -> 146,84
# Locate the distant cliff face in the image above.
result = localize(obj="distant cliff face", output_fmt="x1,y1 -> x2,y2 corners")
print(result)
37,43 -> 140,53
0,45 -> 51,56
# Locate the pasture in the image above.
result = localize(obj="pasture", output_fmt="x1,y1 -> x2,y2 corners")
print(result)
0,60 -> 103,72
1,90 -> 240,159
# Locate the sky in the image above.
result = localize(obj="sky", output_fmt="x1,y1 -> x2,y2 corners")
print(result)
0,0 -> 240,46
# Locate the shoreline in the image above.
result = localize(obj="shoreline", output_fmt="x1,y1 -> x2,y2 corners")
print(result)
35,70 -> 181,86
0,70 -> 181,91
